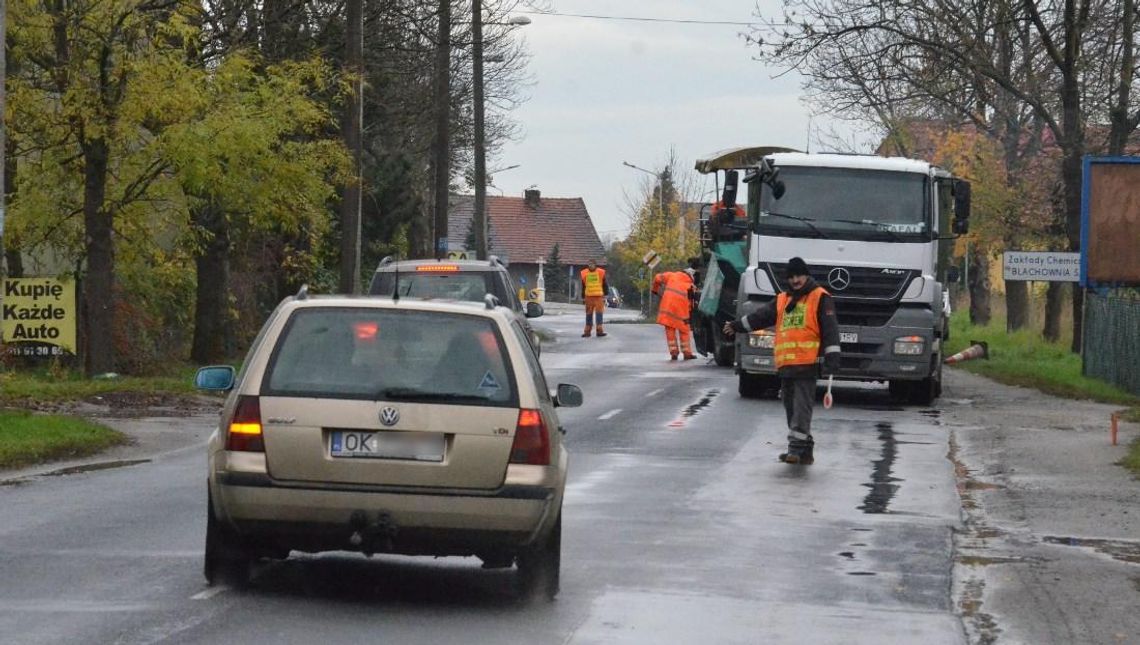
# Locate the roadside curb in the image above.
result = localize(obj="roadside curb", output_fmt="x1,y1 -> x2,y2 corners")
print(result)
0,409 -> 219,485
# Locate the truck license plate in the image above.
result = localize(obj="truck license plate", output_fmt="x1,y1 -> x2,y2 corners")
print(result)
330,431 -> 445,461
840,332 -> 859,343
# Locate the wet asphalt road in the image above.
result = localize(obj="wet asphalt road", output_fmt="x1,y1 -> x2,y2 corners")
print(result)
0,312 -> 966,644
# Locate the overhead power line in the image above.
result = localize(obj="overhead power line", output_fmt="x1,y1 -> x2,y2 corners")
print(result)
516,10 -> 752,26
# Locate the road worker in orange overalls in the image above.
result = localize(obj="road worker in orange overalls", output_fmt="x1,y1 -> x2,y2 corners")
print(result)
652,267 -> 697,360
580,259 -> 609,338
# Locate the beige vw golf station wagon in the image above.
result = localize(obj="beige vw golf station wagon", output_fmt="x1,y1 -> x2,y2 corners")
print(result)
195,288 -> 580,599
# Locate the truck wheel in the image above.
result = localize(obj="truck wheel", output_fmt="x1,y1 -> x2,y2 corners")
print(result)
739,373 -> 776,399
712,325 -> 735,367
908,361 -> 939,406
888,379 -> 910,402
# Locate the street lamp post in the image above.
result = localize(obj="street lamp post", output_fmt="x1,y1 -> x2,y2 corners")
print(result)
473,11 -> 529,260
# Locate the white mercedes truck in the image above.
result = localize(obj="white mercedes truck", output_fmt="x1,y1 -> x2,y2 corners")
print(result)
734,150 -> 971,405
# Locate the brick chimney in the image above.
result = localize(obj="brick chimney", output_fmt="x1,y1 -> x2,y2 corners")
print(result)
524,188 -> 541,209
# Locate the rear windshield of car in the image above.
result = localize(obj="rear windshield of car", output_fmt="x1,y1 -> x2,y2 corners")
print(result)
369,272 -> 490,303
263,308 -> 517,406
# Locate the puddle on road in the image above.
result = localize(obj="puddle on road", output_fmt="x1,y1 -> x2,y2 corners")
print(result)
667,389 -> 720,428
837,551 -> 856,560
1042,536 -> 1140,565
858,422 -> 902,514
847,571 -> 877,576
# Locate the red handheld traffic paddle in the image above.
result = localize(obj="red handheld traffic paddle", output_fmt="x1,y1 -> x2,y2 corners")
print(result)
823,375 -> 834,409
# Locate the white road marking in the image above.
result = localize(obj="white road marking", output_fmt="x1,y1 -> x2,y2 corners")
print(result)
191,586 -> 229,601
646,388 -> 665,398
597,409 -> 622,421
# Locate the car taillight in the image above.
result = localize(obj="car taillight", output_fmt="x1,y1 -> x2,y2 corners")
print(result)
226,396 -> 264,452
510,409 -> 550,465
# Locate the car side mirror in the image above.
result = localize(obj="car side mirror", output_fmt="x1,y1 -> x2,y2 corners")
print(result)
953,180 -> 971,234
526,301 -> 544,318
946,266 -> 961,284
554,383 -> 583,408
195,366 -> 235,391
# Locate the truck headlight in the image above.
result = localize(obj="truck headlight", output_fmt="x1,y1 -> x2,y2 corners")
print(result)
749,331 -> 774,349
893,336 -> 925,355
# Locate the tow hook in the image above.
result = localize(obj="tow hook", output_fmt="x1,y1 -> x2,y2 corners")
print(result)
348,510 -> 398,553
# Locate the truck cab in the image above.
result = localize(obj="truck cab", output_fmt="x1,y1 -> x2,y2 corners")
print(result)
735,152 -> 970,405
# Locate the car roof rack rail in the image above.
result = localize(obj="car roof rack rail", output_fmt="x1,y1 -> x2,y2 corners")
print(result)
378,256 -> 394,268
295,284 -> 309,300
484,294 -> 501,310
489,255 -> 507,268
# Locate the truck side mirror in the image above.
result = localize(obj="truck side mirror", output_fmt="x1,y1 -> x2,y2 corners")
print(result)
953,180 -> 971,234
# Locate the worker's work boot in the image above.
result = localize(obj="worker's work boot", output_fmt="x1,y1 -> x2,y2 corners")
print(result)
596,326 -> 607,338
683,353 -> 697,360
670,354 -> 679,361
582,326 -> 592,338
779,441 -> 814,465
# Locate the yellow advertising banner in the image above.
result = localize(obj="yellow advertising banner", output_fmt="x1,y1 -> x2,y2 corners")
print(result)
1,277 -> 77,356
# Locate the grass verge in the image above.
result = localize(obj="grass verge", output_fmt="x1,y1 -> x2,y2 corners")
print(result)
945,312 -> 1140,475
0,410 -> 127,471
1121,439 -> 1140,479
0,365 -> 200,405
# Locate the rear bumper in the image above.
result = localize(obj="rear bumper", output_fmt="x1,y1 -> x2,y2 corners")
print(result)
209,451 -> 564,556
215,478 -> 557,555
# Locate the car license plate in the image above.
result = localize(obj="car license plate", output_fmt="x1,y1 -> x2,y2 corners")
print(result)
840,332 -> 859,343
330,431 -> 445,462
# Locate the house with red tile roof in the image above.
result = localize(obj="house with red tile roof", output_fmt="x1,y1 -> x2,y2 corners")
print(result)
448,189 -> 607,299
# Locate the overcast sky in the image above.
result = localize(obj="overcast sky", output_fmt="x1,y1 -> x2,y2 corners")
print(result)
490,0 -> 863,241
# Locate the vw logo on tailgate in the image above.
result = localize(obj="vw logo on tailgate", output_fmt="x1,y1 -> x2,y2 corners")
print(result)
828,267 -> 851,291
379,406 -> 400,426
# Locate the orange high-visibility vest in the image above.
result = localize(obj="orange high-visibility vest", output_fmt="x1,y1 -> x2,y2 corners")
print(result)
774,287 -> 829,369
581,268 -> 606,297
654,271 -> 694,329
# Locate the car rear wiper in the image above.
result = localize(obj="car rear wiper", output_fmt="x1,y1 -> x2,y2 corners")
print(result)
830,218 -> 902,241
377,387 -> 491,403
760,211 -> 828,239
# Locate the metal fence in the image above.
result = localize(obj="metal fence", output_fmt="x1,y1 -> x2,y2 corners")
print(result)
1084,289 -> 1140,396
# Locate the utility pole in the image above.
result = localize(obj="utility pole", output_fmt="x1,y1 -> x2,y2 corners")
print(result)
338,0 -> 363,293
472,1 -> 487,260
432,0 -> 451,260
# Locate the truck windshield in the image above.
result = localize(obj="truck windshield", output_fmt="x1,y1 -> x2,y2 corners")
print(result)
758,167 -> 930,242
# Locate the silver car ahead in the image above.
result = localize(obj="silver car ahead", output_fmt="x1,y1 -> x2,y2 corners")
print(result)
195,292 -> 580,600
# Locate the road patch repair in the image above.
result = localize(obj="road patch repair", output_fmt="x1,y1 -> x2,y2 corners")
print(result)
667,389 -> 720,428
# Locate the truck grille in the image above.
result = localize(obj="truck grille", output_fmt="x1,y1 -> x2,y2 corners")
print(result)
766,263 -> 914,300
835,301 -> 898,327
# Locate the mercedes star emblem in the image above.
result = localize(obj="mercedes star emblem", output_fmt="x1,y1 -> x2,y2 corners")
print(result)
828,267 -> 852,291
379,406 -> 400,427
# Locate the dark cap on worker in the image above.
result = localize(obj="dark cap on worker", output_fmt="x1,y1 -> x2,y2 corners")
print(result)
785,257 -> 810,278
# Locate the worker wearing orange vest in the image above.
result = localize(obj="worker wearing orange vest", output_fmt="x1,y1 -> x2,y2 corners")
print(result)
712,200 -> 746,222
580,260 -> 609,338
723,257 -> 841,465
652,268 -> 697,360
